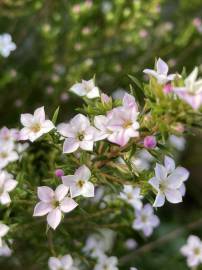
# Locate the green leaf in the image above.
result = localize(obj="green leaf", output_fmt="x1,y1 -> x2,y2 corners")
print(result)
52,106 -> 60,125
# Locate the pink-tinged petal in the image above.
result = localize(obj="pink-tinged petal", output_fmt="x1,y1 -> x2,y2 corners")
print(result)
143,204 -> 153,215
82,182 -> 94,197
61,255 -> 73,268
155,164 -> 167,181
63,138 -> 79,153
185,67 -> 198,85
4,179 -> 17,192
62,175 -> 78,187
75,165 -> 91,181
123,93 -> 137,110
33,202 -> 53,216
0,192 -> 11,205
156,58 -> 168,75
42,120 -> 54,133
69,184 -> 82,198
57,123 -> 75,138
20,113 -> 33,127
164,156 -> 175,173
108,131 -> 130,147
37,186 -> 54,202
94,115 -> 108,131
143,227 -> 153,237
86,87 -> 100,98
55,184 -> 69,202
153,192 -> 165,207
187,255 -> 199,267
70,83 -> 86,96
149,177 -> 159,191
19,127 -> 30,140
34,107 -> 45,122
150,215 -> 160,227
47,208 -> 62,230
80,140 -> 94,151
165,189 -> 182,204
48,257 -> 62,270
60,197 -> 78,213
70,114 -> 90,132
0,224 -> 9,237
179,183 -> 186,196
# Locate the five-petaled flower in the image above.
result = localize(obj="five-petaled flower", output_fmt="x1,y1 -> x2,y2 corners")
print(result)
181,235 -> 202,268
132,204 -> 159,237
33,185 -> 78,230
173,67 -> 202,110
70,79 -> 100,99
143,58 -> 176,85
20,107 -> 55,142
0,33 -> 16,58
48,254 -> 78,270
149,156 -> 189,207
57,114 -> 99,153
120,185 -> 143,210
62,165 -> 94,198
0,171 -> 17,205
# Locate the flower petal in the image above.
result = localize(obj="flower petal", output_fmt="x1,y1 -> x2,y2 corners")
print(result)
63,138 -> 79,153
82,182 -> 95,197
153,192 -> 165,207
60,197 -> 78,213
47,209 -> 62,230
37,186 -> 54,202
75,165 -> 91,181
165,189 -> 182,204
33,202 -> 52,216
48,257 -> 62,270
55,184 -> 69,202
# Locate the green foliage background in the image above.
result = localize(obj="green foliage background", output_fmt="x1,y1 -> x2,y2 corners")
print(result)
0,0 -> 202,269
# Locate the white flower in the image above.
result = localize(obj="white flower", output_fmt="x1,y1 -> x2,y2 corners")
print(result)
62,165 -> 94,198
0,223 -> 9,247
130,268 -> 138,270
120,185 -> 143,210
0,127 -> 18,146
20,107 -> 55,142
132,204 -> 159,237
0,241 -> 12,257
48,254 -> 78,270
57,114 -> 99,153
0,33 -> 16,57
33,185 -> 78,230
181,235 -> 202,268
149,156 -> 189,207
169,135 -> 186,151
0,142 -> 18,169
94,255 -> 119,270
143,58 -> 176,84
131,149 -> 154,172
0,171 -> 17,205
173,67 -> 202,110
70,79 -> 100,98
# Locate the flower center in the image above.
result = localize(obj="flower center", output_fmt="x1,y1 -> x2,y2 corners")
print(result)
159,181 -> 167,192
77,179 -> 85,188
127,193 -> 133,200
52,200 -> 60,208
141,215 -> 148,223
77,132 -> 84,141
194,247 -> 200,255
31,123 -> 41,133
0,152 -> 8,159
123,120 -> 132,129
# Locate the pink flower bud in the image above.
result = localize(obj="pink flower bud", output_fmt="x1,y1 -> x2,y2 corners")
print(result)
101,93 -> 111,104
163,83 -> 173,94
55,169 -> 64,178
193,18 -> 202,27
144,136 -> 157,149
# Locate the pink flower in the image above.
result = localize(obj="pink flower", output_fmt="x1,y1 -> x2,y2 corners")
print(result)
163,83 -> 173,94
20,107 -> 55,142
57,114 -> 99,153
144,136 -> 157,149
143,58 -> 176,85
173,67 -> 202,110
33,185 -> 78,230
62,165 -> 94,198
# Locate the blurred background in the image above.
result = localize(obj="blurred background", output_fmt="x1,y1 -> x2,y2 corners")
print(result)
0,0 -> 202,269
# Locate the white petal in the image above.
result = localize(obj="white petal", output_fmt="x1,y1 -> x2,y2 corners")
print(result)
4,179 -> 17,192
20,113 -> 33,127
34,107 -> 45,122
47,209 -> 62,230
75,165 -> 91,181
62,175 -> 78,187
86,87 -> 100,98
60,197 -> 78,213
61,255 -> 73,268
0,192 -> 11,205
37,186 -> 54,202
42,120 -> 54,133
48,257 -> 62,270
156,58 -> 168,75
149,177 -> 159,191
55,184 -> 69,202
57,123 -> 75,138
63,138 -> 79,153
0,224 -> 9,237
82,182 -> 95,197
165,189 -> 182,204
153,192 -> 165,207
70,83 -> 86,96
70,114 -> 90,131
33,202 -> 53,216
155,164 -> 167,181
164,156 -> 175,173
80,140 -> 94,151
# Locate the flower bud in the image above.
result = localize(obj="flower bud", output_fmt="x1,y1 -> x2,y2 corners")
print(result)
144,136 -> 157,149
163,83 -> 173,94
101,93 -> 111,104
55,169 -> 64,178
